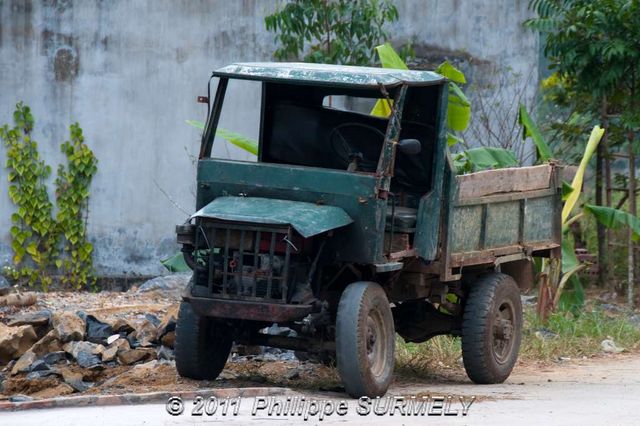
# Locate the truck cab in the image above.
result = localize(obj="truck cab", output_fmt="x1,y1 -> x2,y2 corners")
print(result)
174,62 -> 562,397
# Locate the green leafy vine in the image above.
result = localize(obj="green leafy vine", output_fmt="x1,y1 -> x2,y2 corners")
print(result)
55,123 -> 98,288
1,102 -> 98,290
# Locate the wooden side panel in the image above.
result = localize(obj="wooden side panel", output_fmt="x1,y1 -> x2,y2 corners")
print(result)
443,164 -> 562,275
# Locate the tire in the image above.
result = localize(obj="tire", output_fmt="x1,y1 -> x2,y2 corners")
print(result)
174,301 -> 233,380
461,272 -> 522,384
336,282 -> 395,397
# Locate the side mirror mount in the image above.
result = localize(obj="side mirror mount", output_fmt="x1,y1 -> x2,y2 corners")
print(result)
397,138 -> 421,155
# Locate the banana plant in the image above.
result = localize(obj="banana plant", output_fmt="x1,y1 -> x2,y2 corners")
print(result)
549,125 -> 604,312
371,43 -> 471,148
518,105 -> 553,163
371,43 -> 522,174
452,147 -> 518,173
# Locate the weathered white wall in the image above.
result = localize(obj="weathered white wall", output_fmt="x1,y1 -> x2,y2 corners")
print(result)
0,0 -> 538,276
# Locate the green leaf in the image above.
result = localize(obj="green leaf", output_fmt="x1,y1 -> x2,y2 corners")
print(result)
447,132 -> 463,147
562,126 -> 605,223
185,119 -> 205,130
584,204 -> 640,240
216,128 -> 258,155
558,275 -> 585,312
561,180 -> 574,201
518,104 -> 553,163
435,61 -> 466,84
464,147 -> 518,172
448,94 -> 471,132
26,242 -> 38,257
370,99 -> 392,118
374,42 -> 409,70
185,120 -> 258,155
448,82 -> 470,105
161,251 -> 191,273
561,236 -> 580,273
447,83 -> 471,131
370,43 -> 407,117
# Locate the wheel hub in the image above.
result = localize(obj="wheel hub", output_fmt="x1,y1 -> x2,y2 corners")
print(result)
492,301 -> 516,364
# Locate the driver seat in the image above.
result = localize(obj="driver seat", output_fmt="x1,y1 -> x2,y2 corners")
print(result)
385,206 -> 417,233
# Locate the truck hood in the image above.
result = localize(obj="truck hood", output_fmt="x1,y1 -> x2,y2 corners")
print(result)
191,196 -> 353,238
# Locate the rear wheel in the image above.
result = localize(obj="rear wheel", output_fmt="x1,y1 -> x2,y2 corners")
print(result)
461,272 -> 522,384
175,301 -> 232,380
336,282 -> 395,397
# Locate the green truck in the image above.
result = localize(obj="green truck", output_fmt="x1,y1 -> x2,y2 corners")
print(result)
174,62 -> 562,397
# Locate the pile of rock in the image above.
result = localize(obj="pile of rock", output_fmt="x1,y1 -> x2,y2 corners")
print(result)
0,300 -> 179,396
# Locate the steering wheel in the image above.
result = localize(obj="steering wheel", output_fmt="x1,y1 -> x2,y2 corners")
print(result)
329,123 -> 386,172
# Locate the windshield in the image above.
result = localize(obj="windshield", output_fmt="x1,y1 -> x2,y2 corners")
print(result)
204,78 -> 441,193
259,82 -> 392,173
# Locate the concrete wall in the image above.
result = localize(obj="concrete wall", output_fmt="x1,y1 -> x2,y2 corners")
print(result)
0,0 -> 538,277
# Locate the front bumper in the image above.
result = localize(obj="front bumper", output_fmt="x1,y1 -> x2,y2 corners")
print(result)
185,295 -> 313,322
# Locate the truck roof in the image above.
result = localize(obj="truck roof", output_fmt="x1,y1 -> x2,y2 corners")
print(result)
212,62 -> 446,88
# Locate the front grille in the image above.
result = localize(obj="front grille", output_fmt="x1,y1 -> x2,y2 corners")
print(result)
193,220 -> 295,302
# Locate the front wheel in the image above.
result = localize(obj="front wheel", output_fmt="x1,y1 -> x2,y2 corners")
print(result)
175,301 -> 233,380
336,282 -> 395,397
461,272 -> 522,384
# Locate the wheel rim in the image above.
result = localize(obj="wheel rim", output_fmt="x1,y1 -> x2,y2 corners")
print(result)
365,309 -> 388,378
491,299 -> 516,364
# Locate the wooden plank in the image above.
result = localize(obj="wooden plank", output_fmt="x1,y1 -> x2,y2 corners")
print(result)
450,241 -> 560,267
457,164 -> 553,199
455,187 -> 556,207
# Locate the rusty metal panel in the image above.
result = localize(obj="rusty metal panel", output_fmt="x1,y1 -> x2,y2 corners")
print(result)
187,295 -> 313,322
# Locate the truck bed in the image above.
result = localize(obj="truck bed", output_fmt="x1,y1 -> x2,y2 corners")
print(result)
440,164 -> 562,280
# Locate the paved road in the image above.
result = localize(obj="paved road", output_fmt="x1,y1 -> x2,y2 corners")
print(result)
3,354 -> 639,425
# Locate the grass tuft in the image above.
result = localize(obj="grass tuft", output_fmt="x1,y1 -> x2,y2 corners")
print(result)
395,306 -> 640,378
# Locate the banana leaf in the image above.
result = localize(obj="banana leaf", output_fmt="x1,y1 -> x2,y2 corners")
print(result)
436,63 -> 470,132
464,147 -> 518,171
518,104 -> 553,163
435,60 -> 466,84
370,43 -> 407,117
186,120 -> 258,155
371,44 -> 471,136
374,42 -> 408,70
561,126 -> 605,223
584,204 -> 640,241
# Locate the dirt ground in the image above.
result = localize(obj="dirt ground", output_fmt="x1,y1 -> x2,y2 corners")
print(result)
3,350 -> 640,426
1,288 -> 638,401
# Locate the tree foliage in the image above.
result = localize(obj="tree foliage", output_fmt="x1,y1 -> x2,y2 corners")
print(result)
527,0 -> 640,295
265,0 -> 401,66
527,0 -> 640,99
